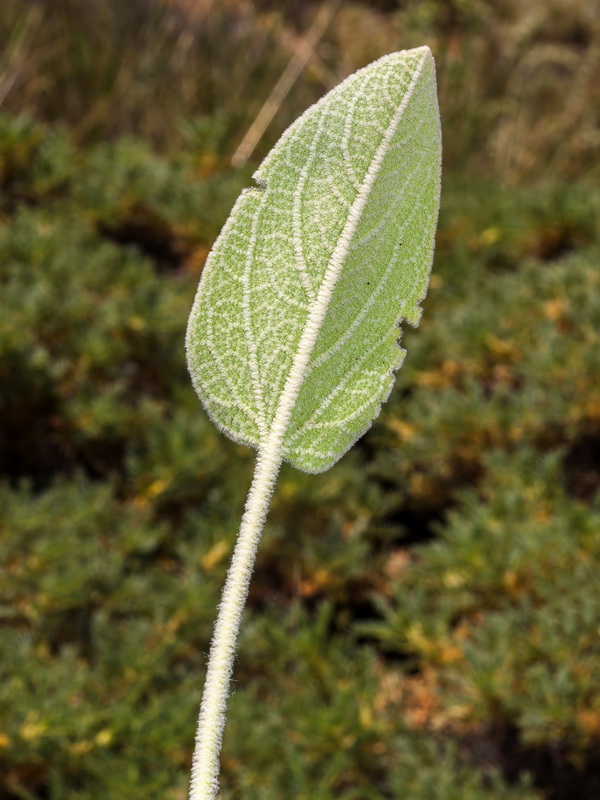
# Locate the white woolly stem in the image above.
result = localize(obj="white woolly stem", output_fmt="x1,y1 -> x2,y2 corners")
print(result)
188,447 -> 282,800
189,48 -> 431,800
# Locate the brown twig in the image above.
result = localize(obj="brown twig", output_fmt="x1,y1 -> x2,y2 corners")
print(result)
231,0 -> 343,168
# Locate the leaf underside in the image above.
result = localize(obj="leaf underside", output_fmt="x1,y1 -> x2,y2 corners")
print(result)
186,47 -> 441,473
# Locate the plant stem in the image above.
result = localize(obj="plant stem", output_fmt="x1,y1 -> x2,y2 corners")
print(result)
188,447 -> 283,800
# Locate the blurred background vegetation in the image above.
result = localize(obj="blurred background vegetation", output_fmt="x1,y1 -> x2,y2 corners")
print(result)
0,1 -> 599,798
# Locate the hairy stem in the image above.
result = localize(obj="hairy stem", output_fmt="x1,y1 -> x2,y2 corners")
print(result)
189,447 -> 283,800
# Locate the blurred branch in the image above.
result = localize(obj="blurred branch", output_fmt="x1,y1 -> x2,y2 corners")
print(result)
0,4 -> 44,108
231,0 -> 342,168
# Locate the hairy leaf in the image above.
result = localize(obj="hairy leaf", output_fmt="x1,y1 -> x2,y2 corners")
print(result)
186,47 -> 441,473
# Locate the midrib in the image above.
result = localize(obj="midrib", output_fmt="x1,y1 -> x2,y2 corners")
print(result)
257,48 -> 428,464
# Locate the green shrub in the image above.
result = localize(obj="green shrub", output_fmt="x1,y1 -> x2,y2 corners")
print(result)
0,110 -> 599,798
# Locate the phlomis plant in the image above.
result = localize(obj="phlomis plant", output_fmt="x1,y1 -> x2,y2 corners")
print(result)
185,46 -> 442,799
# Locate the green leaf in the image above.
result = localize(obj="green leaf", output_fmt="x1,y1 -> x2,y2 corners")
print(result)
186,46 -> 441,473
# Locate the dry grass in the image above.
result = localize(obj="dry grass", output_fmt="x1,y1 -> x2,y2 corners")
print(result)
1,0 -> 598,181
